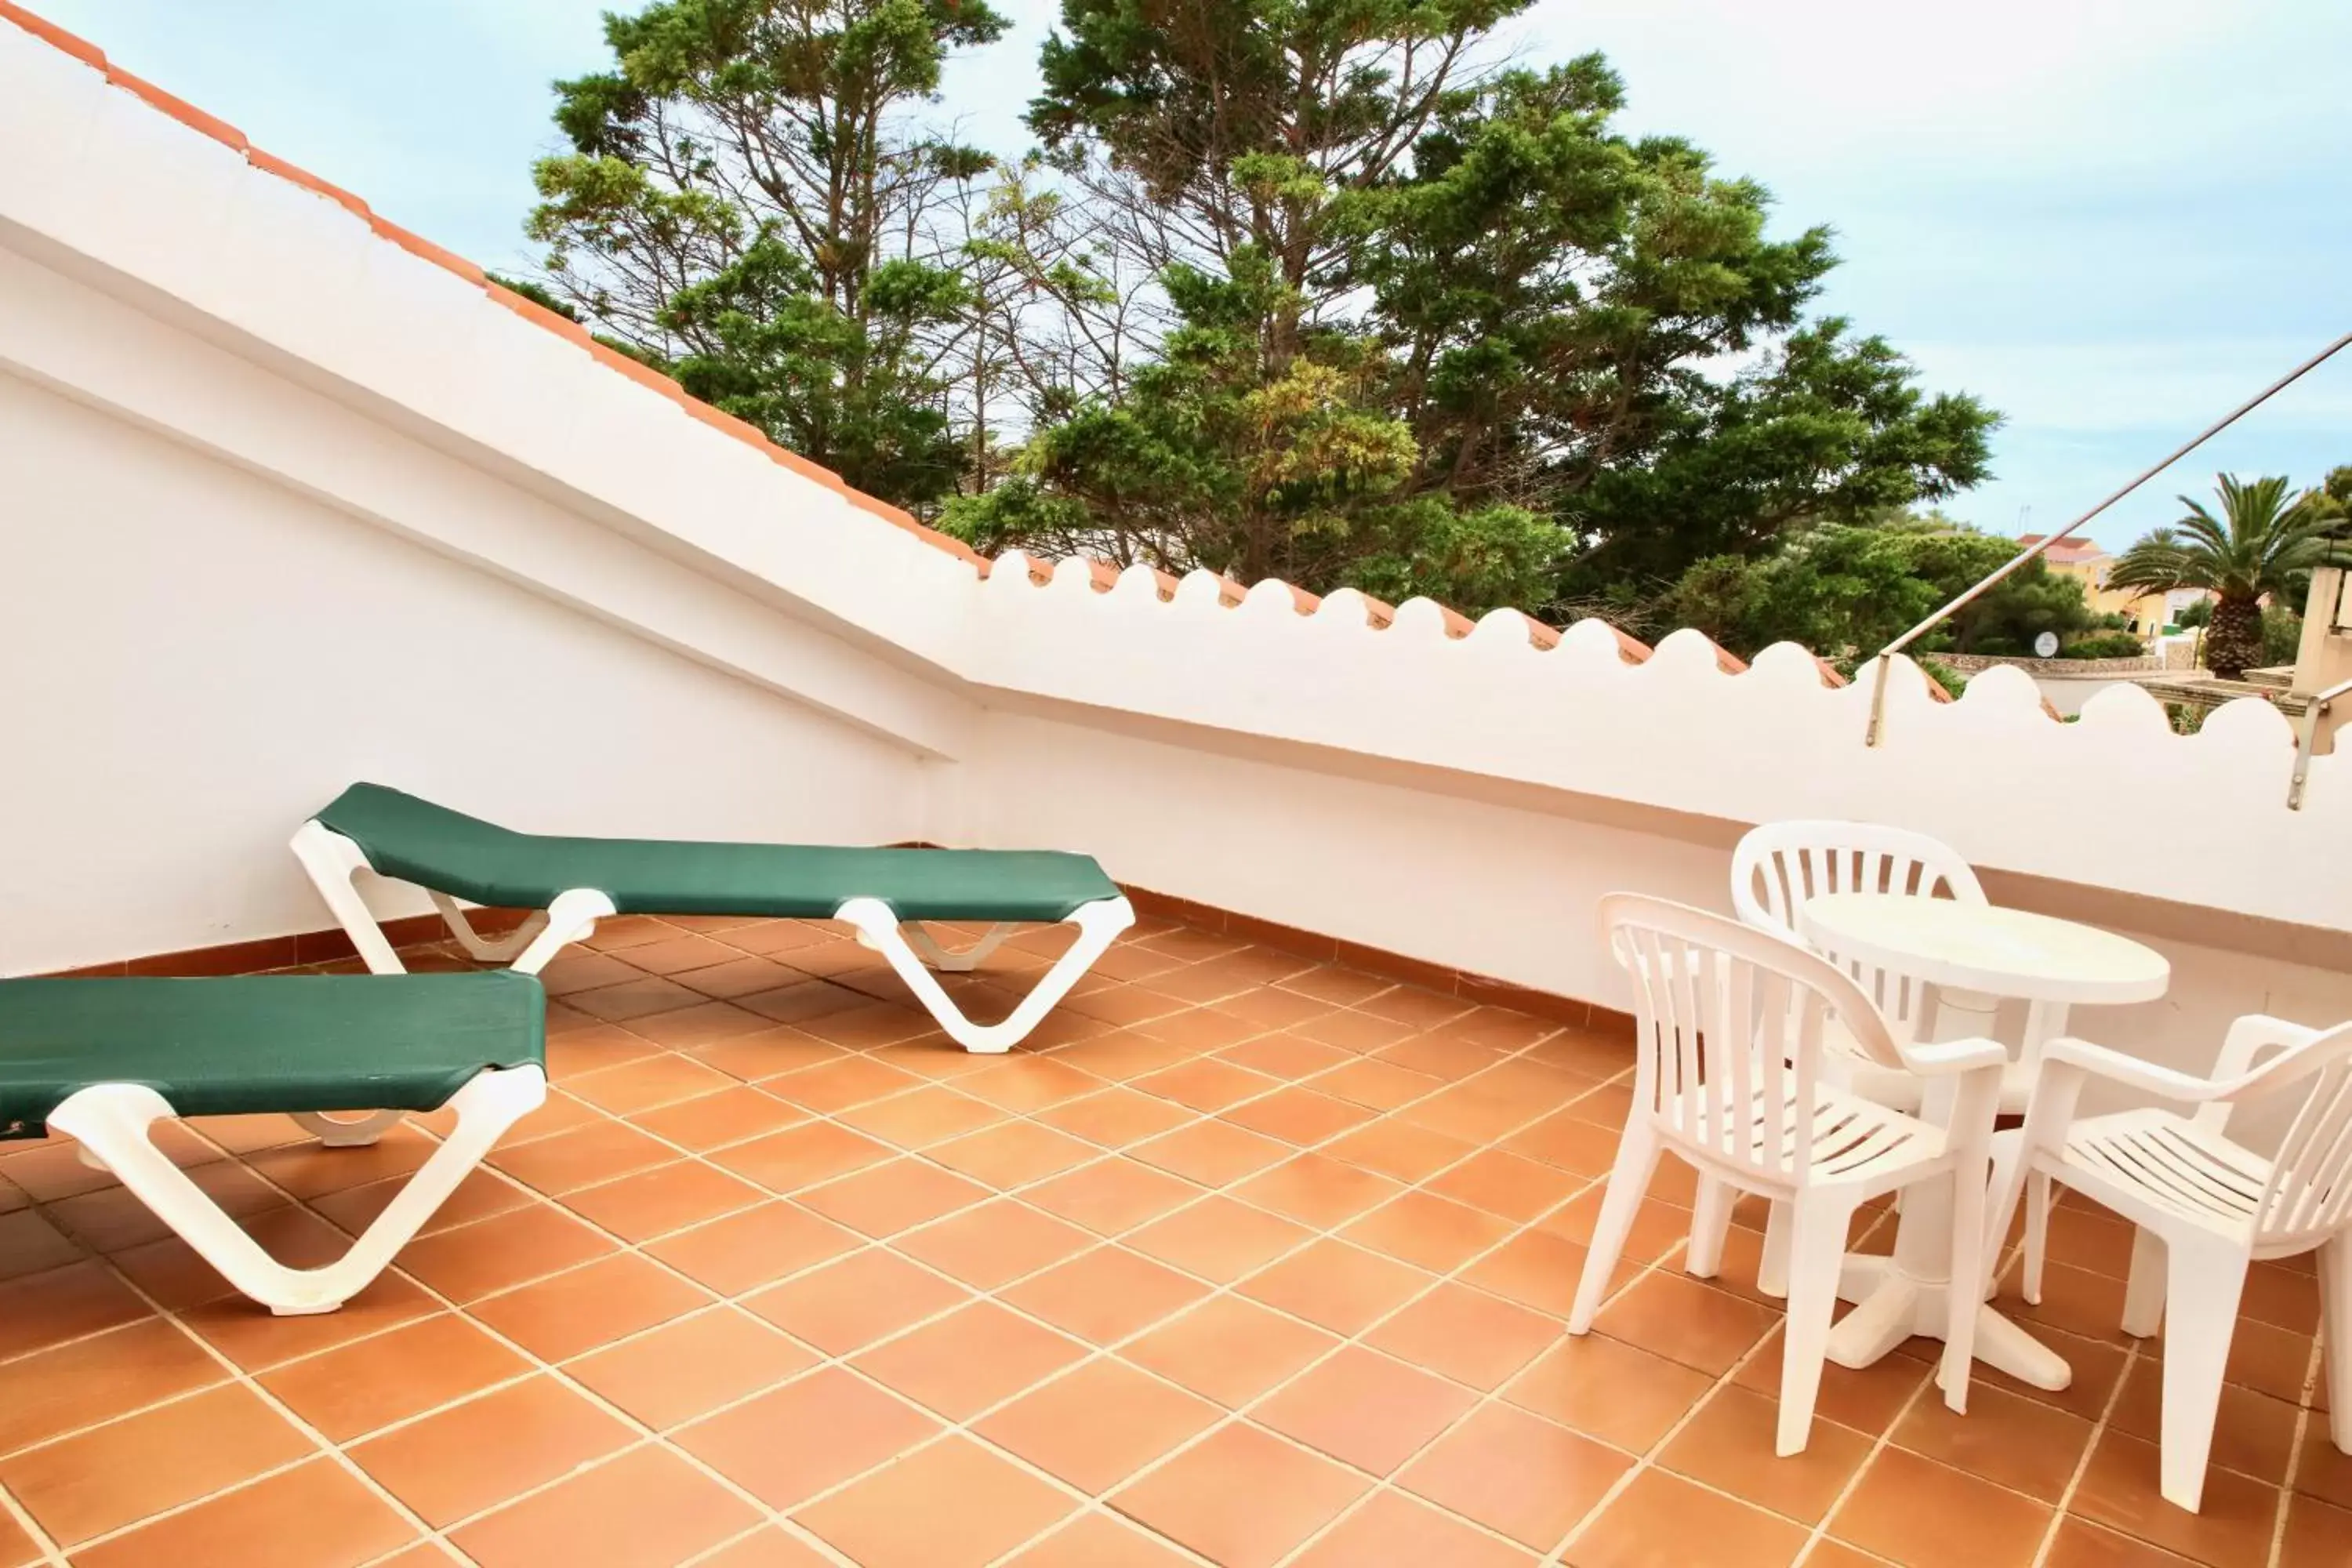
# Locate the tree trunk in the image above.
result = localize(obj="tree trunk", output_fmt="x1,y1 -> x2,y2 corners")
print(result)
2205,593 -> 2263,681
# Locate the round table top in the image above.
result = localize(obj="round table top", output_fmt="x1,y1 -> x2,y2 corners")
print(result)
1798,892 -> 2170,1005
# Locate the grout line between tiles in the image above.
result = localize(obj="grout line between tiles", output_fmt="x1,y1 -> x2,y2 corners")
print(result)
56,1254 -> 446,1559
651,971 -> 1616,1559
0,1479 -> 66,1568
0,914 -> 1451,1560
0,913 -> 2323,1567
167,1135 -> 851,1567
2024,1334 -> 2142,1568
521,920 -> 1620,1561
187,917 -> 1425,1561
2259,1334 -> 2328,1568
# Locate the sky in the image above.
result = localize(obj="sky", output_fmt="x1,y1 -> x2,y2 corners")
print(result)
30,0 -> 2352,549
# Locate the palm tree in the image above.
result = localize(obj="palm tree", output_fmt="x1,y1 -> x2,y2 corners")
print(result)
2106,474 -> 2347,680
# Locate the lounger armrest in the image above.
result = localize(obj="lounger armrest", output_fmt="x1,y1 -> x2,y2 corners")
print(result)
1896,1036 -> 2006,1076
2038,1036 -> 2227,1102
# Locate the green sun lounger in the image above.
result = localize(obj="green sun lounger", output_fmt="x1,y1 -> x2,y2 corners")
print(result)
292,783 -> 1134,1053
4,971 -> 545,1315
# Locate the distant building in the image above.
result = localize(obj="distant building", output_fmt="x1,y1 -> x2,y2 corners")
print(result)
2019,535 -> 2209,634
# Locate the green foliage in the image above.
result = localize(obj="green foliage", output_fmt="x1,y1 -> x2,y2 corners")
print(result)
663,238 -> 971,503
960,7 -> 1996,608
940,246 -> 1564,609
1559,320 -> 1998,589
2058,632 -> 2148,660
519,0 -> 1996,613
2305,464 -> 2352,528
485,273 -> 580,321
1656,520 -> 2100,665
1910,530 -> 2103,655
2263,605 -> 2305,668
2107,473 -> 2350,678
1918,658 -> 1968,699
523,0 -> 1009,506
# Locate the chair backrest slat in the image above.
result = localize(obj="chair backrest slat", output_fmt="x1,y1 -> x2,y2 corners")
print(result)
1732,821 -> 1986,1044
1759,969 -> 1789,1175
1604,893 -> 1903,1190
2262,1057 -> 2352,1240
2192,1022 -> 2352,1245
1725,952 -> 1757,1167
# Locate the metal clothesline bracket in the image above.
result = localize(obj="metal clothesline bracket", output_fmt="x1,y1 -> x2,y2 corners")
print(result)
2287,684 -> 2350,811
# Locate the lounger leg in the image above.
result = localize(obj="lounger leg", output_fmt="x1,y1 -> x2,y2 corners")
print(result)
432,895 -> 550,964
290,1109 -> 406,1147
833,895 -> 1135,1053
898,923 -> 1019,973
50,1068 -> 546,1316
507,889 -> 619,976
290,822 -> 405,975
292,826 -> 606,980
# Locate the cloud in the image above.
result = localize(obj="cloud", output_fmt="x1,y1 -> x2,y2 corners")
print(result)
25,0 -> 2348,551
1908,339 -> 2352,435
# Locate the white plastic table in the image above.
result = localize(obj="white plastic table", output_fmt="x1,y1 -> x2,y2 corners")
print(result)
1797,892 -> 2170,1389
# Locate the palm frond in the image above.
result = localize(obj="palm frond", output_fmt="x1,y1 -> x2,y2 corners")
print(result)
2123,474 -> 2330,599
2169,497 -> 2234,558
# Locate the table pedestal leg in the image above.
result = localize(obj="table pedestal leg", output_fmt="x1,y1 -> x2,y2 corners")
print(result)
1822,988 -> 2073,1392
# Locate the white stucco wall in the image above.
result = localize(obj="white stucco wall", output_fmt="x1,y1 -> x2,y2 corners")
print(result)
964,706 -> 2352,1099
967,710 -> 1730,1004
2,15 -> 2347,1105
0,371 -> 934,974
964,559 -> 2352,938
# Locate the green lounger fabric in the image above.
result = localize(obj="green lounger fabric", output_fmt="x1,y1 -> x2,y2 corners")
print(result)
0,972 -> 544,1141
316,783 -> 1121,924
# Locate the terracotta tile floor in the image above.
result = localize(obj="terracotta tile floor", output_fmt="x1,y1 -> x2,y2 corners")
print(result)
0,913 -> 2345,1566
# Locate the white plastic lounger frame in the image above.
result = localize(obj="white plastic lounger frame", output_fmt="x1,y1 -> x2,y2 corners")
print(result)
291,821 -> 613,979
291,819 -> 1134,1054
832,895 -> 1133,1052
47,1065 -> 545,1316
897,920 -> 1021,972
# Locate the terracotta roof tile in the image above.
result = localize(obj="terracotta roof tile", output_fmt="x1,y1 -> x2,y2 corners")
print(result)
486,281 -> 596,350
368,214 -> 486,286
100,62 -> 245,151
0,4 -> 989,566
677,395 -> 784,456
584,338 -> 687,401
760,441 -> 851,492
243,147 -> 371,219
0,0 -> 93,64
2020,534 -> 2103,561
0,1 -> 1843,695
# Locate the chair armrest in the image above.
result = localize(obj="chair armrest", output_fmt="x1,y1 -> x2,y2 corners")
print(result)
2212,1014 -> 2319,1082
2193,1014 -> 2323,1134
2039,1036 -> 2227,1102
1896,1036 -> 2007,1076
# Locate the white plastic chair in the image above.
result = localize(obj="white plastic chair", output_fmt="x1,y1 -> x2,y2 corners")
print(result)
1570,894 -> 2007,1456
1731,820 -> 2029,1113
1717,822 -> 2031,1298
1991,1014 -> 2352,1511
